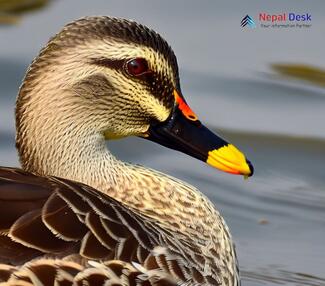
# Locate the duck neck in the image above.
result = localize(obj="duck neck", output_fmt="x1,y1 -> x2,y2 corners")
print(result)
17,118 -> 132,194
55,133 -> 135,193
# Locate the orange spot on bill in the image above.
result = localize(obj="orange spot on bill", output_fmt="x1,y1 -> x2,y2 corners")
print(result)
173,90 -> 198,121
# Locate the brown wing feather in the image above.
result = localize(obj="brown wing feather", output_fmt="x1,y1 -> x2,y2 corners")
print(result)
0,167 -> 212,285
0,174 -> 51,233
42,193 -> 88,241
9,209 -> 74,253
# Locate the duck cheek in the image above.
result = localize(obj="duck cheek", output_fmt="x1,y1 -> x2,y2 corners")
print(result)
136,96 -> 171,123
103,118 -> 150,139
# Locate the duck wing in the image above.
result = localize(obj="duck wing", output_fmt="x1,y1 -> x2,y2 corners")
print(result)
0,167 -> 211,286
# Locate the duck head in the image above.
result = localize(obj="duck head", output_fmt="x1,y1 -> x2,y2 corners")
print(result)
16,16 -> 253,177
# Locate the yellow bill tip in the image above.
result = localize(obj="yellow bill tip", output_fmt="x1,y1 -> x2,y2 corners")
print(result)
207,144 -> 253,177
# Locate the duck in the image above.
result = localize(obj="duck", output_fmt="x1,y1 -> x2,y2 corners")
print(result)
0,16 -> 253,286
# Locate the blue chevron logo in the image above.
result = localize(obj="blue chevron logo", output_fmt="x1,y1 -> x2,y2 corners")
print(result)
241,15 -> 256,28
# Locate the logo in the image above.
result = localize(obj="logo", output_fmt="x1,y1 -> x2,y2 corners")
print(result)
241,13 -> 312,29
241,15 -> 256,28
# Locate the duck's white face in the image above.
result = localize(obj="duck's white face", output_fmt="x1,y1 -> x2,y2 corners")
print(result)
16,16 -> 253,177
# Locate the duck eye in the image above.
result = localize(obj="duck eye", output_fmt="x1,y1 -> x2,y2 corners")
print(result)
126,58 -> 149,76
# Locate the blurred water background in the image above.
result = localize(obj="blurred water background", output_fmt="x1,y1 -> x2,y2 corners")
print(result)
1,1 -> 325,285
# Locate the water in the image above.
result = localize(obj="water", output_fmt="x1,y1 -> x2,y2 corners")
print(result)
1,1 -> 325,285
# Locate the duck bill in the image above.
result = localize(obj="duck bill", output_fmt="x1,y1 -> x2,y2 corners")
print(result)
145,91 -> 254,177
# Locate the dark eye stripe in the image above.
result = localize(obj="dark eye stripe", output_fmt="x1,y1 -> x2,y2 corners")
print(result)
91,58 -> 125,70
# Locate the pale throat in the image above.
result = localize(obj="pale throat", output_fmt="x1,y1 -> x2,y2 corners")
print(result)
49,131 -> 134,194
